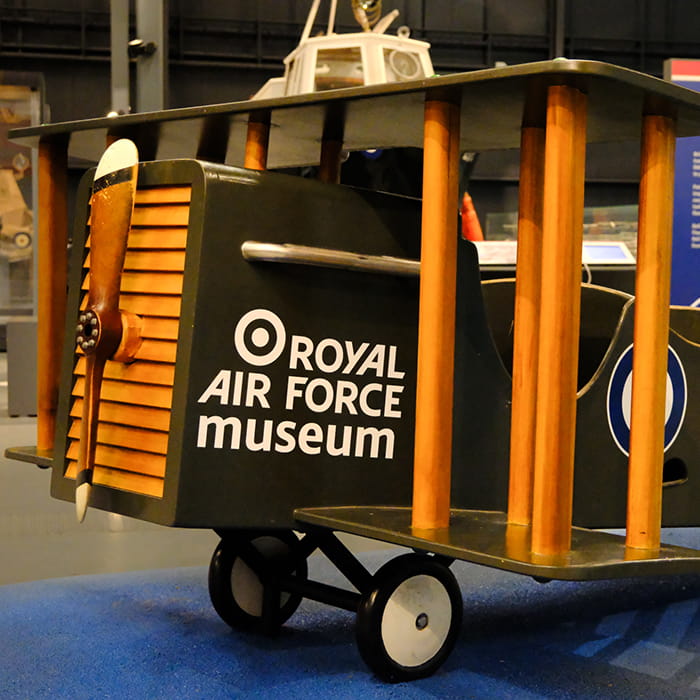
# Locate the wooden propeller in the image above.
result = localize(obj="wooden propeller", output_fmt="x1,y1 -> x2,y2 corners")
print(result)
75,139 -> 139,522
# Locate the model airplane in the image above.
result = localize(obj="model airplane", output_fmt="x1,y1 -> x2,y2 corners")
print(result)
6,30 -> 700,682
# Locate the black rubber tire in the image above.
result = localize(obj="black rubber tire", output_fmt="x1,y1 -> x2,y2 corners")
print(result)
208,530 -> 307,633
355,553 -> 462,682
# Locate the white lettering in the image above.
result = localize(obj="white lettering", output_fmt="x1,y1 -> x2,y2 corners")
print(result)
386,346 -> 405,379
384,385 -> 404,418
299,422 -> 323,454
305,378 -> 334,413
326,424 -> 353,456
245,372 -> 271,408
197,370 -> 231,404
199,311 -> 407,461
354,426 -> 395,459
315,338 -> 344,373
286,376 -> 308,409
245,418 -> 273,450
275,421 -> 296,453
231,371 -> 244,406
197,416 -> 396,460
289,336 -> 313,370
357,345 -> 385,376
359,383 -> 383,417
334,380 -> 359,415
198,370 -> 270,407
197,415 -> 241,448
343,341 -> 370,374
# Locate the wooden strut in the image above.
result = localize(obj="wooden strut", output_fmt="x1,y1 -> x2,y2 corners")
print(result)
244,111 -> 271,171
507,124 -> 546,525
318,104 -> 346,184
196,114 -> 232,163
318,139 -> 344,184
411,96 -> 461,531
37,137 -> 69,451
530,84 -> 587,556
626,112 -> 677,550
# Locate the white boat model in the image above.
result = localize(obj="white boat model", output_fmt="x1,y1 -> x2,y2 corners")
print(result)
253,0 -> 434,99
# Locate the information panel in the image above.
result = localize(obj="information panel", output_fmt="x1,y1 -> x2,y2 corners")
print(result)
665,59 -> 700,308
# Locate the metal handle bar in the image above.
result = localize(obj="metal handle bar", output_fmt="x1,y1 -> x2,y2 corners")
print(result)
241,240 -> 420,277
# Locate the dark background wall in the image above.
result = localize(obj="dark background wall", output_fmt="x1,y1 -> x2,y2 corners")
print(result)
2,0 -> 699,220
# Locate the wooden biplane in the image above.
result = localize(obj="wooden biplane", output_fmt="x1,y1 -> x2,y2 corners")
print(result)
6,59 -> 700,681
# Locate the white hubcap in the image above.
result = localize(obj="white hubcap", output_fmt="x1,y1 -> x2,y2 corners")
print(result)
380,574 -> 451,667
230,537 -> 292,616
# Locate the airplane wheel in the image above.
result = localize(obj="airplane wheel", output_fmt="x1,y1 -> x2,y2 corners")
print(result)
356,553 -> 462,682
208,530 -> 307,633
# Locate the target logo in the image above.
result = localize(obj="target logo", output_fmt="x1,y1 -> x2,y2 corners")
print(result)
233,309 -> 287,366
607,344 -> 687,456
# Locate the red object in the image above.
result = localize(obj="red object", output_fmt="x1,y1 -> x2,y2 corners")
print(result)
667,58 -> 700,80
460,192 -> 484,241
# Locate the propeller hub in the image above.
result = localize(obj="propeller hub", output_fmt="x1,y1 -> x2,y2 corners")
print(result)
76,309 -> 100,355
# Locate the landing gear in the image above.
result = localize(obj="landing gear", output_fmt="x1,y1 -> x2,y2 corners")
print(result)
207,531 -> 463,681
208,530 -> 308,633
356,554 -> 462,682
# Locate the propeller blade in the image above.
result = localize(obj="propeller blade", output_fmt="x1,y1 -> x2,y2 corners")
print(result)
75,354 -> 104,521
75,138 -> 138,522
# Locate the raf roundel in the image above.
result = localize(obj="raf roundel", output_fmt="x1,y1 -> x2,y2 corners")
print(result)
233,308 -> 287,367
607,344 -> 688,456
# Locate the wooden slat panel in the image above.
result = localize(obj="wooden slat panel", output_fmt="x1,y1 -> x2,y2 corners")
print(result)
70,398 -> 172,431
133,339 -> 177,364
123,250 -> 187,271
138,317 -> 179,340
135,186 -> 192,205
74,357 -> 175,386
69,398 -> 169,433
66,441 -> 166,477
83,271 -> 184,295
120,294 -> 182,317
131,205 -> 190,227
76,339 -> 176,364
80,294 -> 181,317
72,377 -> 173,408
126,228 -> 188,249
69,418 -> 169,454
124,271 -> 184,294
80,294 -> 181,318
88,205 -> 189,228
71,192 -> 187,500
84,250 -> 186,272
66,461 -> 164,497
87,228 -> 188,250
139,316 -> 180,340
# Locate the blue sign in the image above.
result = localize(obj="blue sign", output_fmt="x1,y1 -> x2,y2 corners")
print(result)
671,136 -> 700,306
666,59 -> 700,307
607,344 -> 687,456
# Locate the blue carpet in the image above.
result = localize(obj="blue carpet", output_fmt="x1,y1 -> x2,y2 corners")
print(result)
3,550 -> 700,699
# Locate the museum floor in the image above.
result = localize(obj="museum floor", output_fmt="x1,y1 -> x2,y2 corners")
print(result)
4,352 -> 700,697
